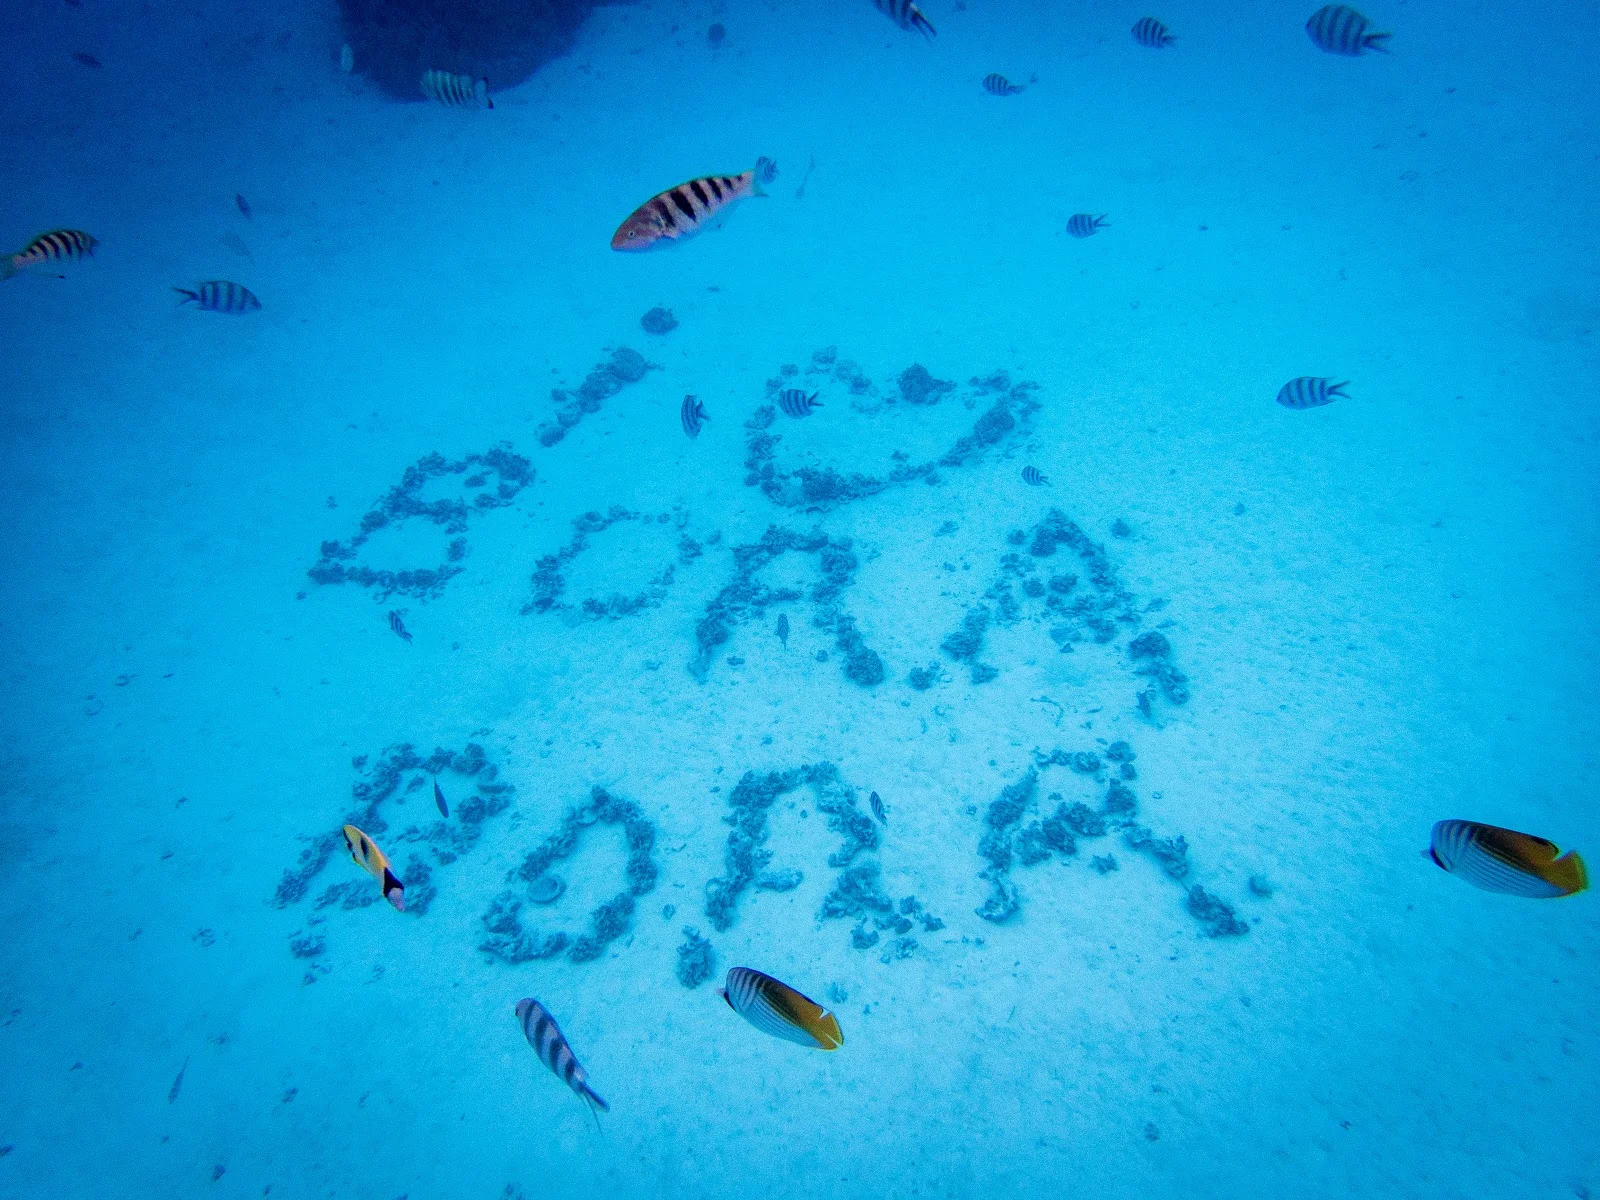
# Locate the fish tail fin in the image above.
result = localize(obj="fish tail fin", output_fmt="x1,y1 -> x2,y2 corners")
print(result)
0,256 -> 17,283
1548,850 -> 1588,895
583,1087 -> 608,1133
751,156 -> 778,196
1366,32 -> 1392,53
173,287 -> 198,305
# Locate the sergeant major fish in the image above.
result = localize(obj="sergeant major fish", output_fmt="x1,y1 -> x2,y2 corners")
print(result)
174,281 -> 259,314
1306,5 -> 1390,56
1067,213 -> 1108,239
681,395 -> 709,439
515,998 -> 609,1127
778,389 -> 821,418
869,791 -> 888,825
873,0 -> 936,39
1132,17 -> 1176,47
611,158 -> 777,252
388,610 -> 413,643
421,69 -> 492,108
341,824 -> 405,911
1276,376 -> 1346,409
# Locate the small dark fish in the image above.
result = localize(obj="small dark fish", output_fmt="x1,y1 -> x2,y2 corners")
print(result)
708,22 -> 726,46
1022,466 -> 1048,486
982,73 -> 1025,96
681,394 -> 708,439
1276,377 -> 1347,409
719,967 -> 843,1050
1067,213 -> 1107,239
388,610 -> 413,643
421,69 -> 492,109
1306,5 -> 1390,56
873,0 -> 936,39
776,613 -> 789,647
515,999 -> 608,1126
433,779 -> 448,818
235,194 -> 251,220
173,281 -> 259,313
869,791 -> 888,825
1428,820 -> 1587,898
1137,690 -> 1153,718
778,388 -> 821,418
794,155 -> 816,200
1132,17 -> 1175,47
168,1057 -> 189,1103
73,52 -> 101,69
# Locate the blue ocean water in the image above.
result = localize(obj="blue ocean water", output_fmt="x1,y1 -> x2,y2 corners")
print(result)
1,0 -> 1596,1195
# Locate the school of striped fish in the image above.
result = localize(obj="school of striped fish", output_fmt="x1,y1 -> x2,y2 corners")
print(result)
10,0 -> 1586,1137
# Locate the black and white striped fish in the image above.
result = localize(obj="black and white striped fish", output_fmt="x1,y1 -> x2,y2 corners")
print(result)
2,229 -> 97,281
388,610 -> 412,642
612,159 -> 777,251
1066,213 -> 1107,239
869,791 -> 888,825
1276,376 -> 1347,409
1428,819 -> 1587,899
1022,466 -> 1048,486
681,394 -> 708,439
1305,5 -> 1390,56
421,69 -> 492,108
873,0 -> 936,39
1131,17 -> 1175,47
719,967 -> 843,1050
776,613 -> 789,646
515,998 -> 609,1125
174,281 -> 260,314
778,388 -> 821,418
982,73 -> 1026,96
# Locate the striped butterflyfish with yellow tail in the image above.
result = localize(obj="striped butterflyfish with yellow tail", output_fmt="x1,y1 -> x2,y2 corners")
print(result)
515,998 -> 608,1127
2,229 -> 97,281
341,824 -> 405,911
718,967 -> 843,1050
610,158 -> 778,252
1428,819 -> 1588,899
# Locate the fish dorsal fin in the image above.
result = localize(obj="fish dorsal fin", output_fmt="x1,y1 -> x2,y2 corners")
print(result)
1477,824 -> 1560,866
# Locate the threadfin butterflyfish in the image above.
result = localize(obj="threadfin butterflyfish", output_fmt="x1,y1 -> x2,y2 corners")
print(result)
515,998 -> 608,1127
1428,819 -> 1587,899
718,966 -> 843,1050
341,824 -> 405,911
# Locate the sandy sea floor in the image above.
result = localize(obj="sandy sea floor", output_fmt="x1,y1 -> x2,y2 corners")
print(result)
1,0 -> 1596,1196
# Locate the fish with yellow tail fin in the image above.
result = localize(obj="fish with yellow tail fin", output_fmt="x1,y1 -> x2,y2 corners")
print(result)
515,998 -> 608,1128
2,229 -> 98,281
718,967 -> 843,1050
1428,819 -> 1587,898
611,158 -> 778,252
341,824 -> 405,910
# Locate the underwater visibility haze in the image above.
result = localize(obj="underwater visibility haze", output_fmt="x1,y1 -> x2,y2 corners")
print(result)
0,0 -> 1596,1196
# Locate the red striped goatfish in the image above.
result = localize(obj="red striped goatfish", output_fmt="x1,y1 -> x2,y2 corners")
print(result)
611,158 -> 777,252
2,229 -> 97,281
